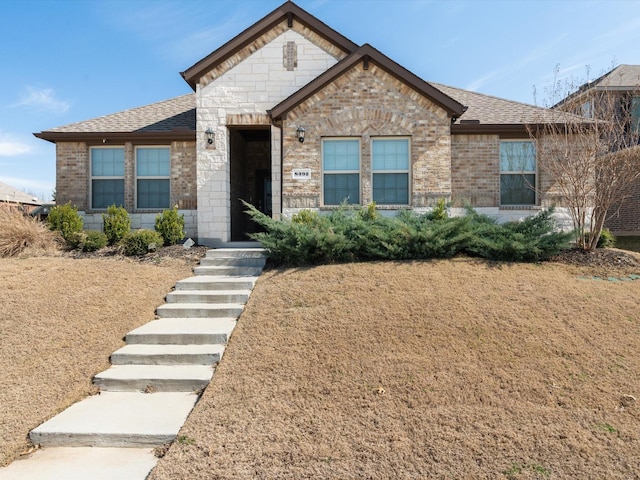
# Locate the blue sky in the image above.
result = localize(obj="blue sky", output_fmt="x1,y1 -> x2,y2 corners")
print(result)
2,0 -> 640,201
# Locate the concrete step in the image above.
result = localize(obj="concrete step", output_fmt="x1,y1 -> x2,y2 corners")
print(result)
165,289 -> 251,304
206,248 -> 266,258
199,256 -> 266,268
93,365 -> 214,392
174,275 -> 258,291
193,265 -> 263,276
125,317 -> 236,345
30,392 -> 198,448
111,344 -> 225,365
156,302 -> 244,319
0,447 -> 157,480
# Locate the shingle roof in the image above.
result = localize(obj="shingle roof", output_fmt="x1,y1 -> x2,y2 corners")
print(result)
586,64 -> 640,89
432,83 -> 557,126
35,94 -> 195,142
0,180 -> 41,205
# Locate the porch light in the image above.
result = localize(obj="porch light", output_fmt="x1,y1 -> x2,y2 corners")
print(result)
296,126 -> 306,143
205,128 -> 215,146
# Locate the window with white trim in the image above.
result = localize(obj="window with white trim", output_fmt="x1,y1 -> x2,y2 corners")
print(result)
322,138 -> 360,205
372,138 -> 409,205
136,147 -> 170,209
500,140 -> 536,206
91,147 -> 124,209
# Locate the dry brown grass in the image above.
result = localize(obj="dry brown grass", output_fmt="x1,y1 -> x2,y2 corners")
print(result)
149,258 -> 640,480
3,248 -> 640,478
0,210 -> 60,257
0,254 -> 196,466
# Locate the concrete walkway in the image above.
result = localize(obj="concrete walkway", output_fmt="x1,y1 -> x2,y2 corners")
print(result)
0,247 -> 266,480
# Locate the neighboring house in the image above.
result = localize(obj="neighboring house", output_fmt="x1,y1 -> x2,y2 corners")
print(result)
0,180 -> 41,214
35,1 -> 572,246
554,64 -> 640,235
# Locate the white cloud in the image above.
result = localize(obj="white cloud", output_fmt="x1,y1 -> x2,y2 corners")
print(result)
0,133 -> 31,156
13,86 -> 70,114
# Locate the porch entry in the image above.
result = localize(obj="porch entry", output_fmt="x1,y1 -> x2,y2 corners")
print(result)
228,127 -> 272,241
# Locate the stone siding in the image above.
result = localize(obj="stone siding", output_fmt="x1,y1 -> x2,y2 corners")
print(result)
196,20 -> 343,244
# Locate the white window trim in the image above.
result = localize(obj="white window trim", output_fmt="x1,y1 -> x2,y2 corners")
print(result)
90,145 -> 125,210
321,137 -> 361,206
371,136 -> 411,206
499,139 -> 537,207
135,146 -> 171,211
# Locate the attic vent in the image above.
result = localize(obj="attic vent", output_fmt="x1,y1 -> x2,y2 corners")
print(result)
284,41 -> 297,71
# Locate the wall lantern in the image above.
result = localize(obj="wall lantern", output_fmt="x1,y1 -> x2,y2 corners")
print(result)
205,128 -> 215,146
296,126 -> 306,143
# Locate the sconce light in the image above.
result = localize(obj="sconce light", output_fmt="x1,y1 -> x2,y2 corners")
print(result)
205,128 -> 215,146
296,126 -> 306,143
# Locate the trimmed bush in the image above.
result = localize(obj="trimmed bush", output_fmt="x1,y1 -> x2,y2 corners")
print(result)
48,202 -> 83,248
155,207 -> 185,246
122,229 -> 164,256
102,205 -> 130,245
81,230 -> 108,252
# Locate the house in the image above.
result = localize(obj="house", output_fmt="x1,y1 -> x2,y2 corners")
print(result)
0,180 -> 42,214
35,1 -> 570,246
554,64 -> 640,235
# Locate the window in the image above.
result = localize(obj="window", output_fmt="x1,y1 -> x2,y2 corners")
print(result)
91,147 -> 124,209
500,141 -> 536,206
322,139 -> 360,205
136,147 -> 170,209
630,96 -> 640,134
372,138 -> 409,205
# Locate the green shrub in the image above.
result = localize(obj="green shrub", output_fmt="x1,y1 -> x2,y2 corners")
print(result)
81,230 -> 108,252
48,202 -> 83,248
155,207 -> 185,246
244,200 -> 572,266
596,228 -> 615,248
102,204 -> 130,245
291,209 -> 318,225
426,198 -> 448,221
122,229 -> 163,256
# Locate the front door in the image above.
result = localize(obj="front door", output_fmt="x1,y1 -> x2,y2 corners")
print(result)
229,128 -> 271,241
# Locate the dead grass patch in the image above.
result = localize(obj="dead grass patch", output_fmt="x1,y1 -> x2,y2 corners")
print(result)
0,255 -> 196,466
149,258 -> 640,479
0,210 -> 61,257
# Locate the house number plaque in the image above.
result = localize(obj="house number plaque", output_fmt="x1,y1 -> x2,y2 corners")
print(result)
291,168 -> 312,180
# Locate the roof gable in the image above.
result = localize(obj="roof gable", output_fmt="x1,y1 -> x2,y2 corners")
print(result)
181,1 -> 358,90
269,44 -> 466,120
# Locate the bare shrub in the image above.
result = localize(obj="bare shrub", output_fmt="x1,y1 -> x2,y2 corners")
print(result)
0,209 -> 61,257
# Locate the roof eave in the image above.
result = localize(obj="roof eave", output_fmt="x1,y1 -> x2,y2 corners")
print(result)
451,124 -> 531,135
180,1 -> 359,90
33,131 -> 196,144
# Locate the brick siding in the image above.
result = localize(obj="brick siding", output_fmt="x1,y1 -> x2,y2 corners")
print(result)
281,63 -> 452,210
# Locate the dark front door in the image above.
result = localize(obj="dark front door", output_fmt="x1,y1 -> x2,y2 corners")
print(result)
229,128 -> 271,241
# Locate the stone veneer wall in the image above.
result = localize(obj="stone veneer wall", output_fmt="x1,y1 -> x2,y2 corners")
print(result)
55,140 -> 198,238
196,19 -> 346,245
280,63 -> 452,215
